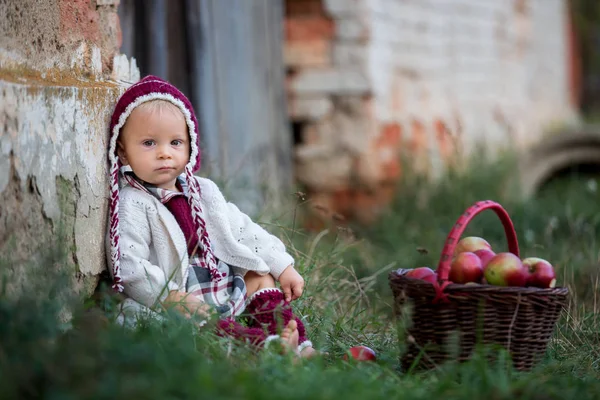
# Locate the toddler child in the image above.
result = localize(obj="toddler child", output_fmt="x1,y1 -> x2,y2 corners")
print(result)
105,75 -> 315,356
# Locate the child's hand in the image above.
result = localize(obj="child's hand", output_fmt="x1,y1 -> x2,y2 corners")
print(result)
164,291 -> 212,319
278,265 -> 304,302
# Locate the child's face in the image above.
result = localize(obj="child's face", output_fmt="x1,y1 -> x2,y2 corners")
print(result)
117,103 -> 190,191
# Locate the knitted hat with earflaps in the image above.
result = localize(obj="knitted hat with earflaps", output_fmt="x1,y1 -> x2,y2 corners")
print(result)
107,75 -> 222,292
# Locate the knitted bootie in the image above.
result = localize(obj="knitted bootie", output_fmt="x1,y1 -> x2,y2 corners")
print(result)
215,318 -> 270,348
244,288 -> 312,352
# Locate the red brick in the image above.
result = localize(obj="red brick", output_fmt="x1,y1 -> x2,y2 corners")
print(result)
285,16 -> 335,42
59,0 -> 101,44
434,119 -> 454,162
382,158 -> 401,181
303,182 -> 398,229
58,0 -> 121,71
376,123 -> 403,181
378,123 -> 402,148
331,188 -> 353,217
98,7 -> 122,68
285,0 -> 326,17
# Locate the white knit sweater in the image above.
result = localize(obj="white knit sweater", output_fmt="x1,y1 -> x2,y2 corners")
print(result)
105,176 -> 295,310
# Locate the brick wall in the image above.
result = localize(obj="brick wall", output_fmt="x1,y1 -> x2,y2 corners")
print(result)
285,0 -> 579,226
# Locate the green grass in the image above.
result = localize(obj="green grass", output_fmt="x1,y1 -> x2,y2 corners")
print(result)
1,151 -> 600,399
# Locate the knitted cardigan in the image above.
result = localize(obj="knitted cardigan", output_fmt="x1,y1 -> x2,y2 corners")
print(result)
105,175 -> 294,310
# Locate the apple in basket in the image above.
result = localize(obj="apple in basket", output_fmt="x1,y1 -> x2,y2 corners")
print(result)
483,252 -> 528,287
405,267 -> 438,284
474,248 -> 496,267
454,236 -> 492,255
522,257 -> 556,288
449,252 -> 483,284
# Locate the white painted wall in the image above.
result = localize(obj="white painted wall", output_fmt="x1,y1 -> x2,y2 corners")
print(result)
0,78 -> 123,286
367,0 -> 577,166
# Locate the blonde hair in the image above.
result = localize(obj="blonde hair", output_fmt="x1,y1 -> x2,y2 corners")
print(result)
118,99 -> 188,149
136,99 -> 184,119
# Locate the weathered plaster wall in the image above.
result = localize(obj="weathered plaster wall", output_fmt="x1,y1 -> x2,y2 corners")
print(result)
0,0 -> 138,298
0,78 -> 123,295
0,0 -> 123,76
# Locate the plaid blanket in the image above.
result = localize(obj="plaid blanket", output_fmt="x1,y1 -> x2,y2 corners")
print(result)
122,169 -> 248,317
187,259 -> 247,317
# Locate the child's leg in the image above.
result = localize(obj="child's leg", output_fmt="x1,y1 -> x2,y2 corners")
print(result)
243,272 -> 313,354
216,318 -> 299,354
244,270 -> 277,296
215,318 -> 266,347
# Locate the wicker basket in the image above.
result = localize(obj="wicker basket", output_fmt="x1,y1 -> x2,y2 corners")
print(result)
389,200 -> 569,372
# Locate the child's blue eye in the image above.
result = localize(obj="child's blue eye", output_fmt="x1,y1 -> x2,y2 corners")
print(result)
142,140 -> 155,147
171,140 -> 183,146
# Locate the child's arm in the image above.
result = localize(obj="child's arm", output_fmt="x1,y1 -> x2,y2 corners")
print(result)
224,200 -> 294,279
116,201 -> 183,309
224,200 -> 306,301
198,177 -> 295,280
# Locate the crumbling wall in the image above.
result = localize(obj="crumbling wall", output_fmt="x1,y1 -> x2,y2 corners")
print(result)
0,0 -> 123,76
0,0 -> 138,298
285,0 -> 580,226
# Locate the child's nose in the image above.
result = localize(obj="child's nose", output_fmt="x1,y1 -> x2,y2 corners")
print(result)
157,145 -> 172,159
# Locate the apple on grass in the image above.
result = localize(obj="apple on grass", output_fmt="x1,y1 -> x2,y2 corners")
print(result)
343,346 -> 377,362
522,257 -> 556,288
405,267 -> 438,284
483,252 -> 528,287
449,252 -> 483,284
454,236 -> 492,255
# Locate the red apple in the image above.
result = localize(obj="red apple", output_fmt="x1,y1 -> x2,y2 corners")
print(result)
454,236 -> 492,255
344,345 -> 377,361
483,252 -> 528,287
405,267 -> 437,284
474,248 -> 496,267
449,252 -> 483,284
422,272 -> 438,284
522,257 -> 556,288
405,266 -> 434,277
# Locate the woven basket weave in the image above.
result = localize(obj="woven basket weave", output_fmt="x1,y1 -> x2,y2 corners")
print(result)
389,200 -> 569,372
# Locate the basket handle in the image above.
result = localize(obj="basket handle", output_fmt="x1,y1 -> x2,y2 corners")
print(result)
437,200 -> 520,281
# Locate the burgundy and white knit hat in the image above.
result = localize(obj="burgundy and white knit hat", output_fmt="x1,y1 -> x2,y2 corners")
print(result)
107,75 -> 218,292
